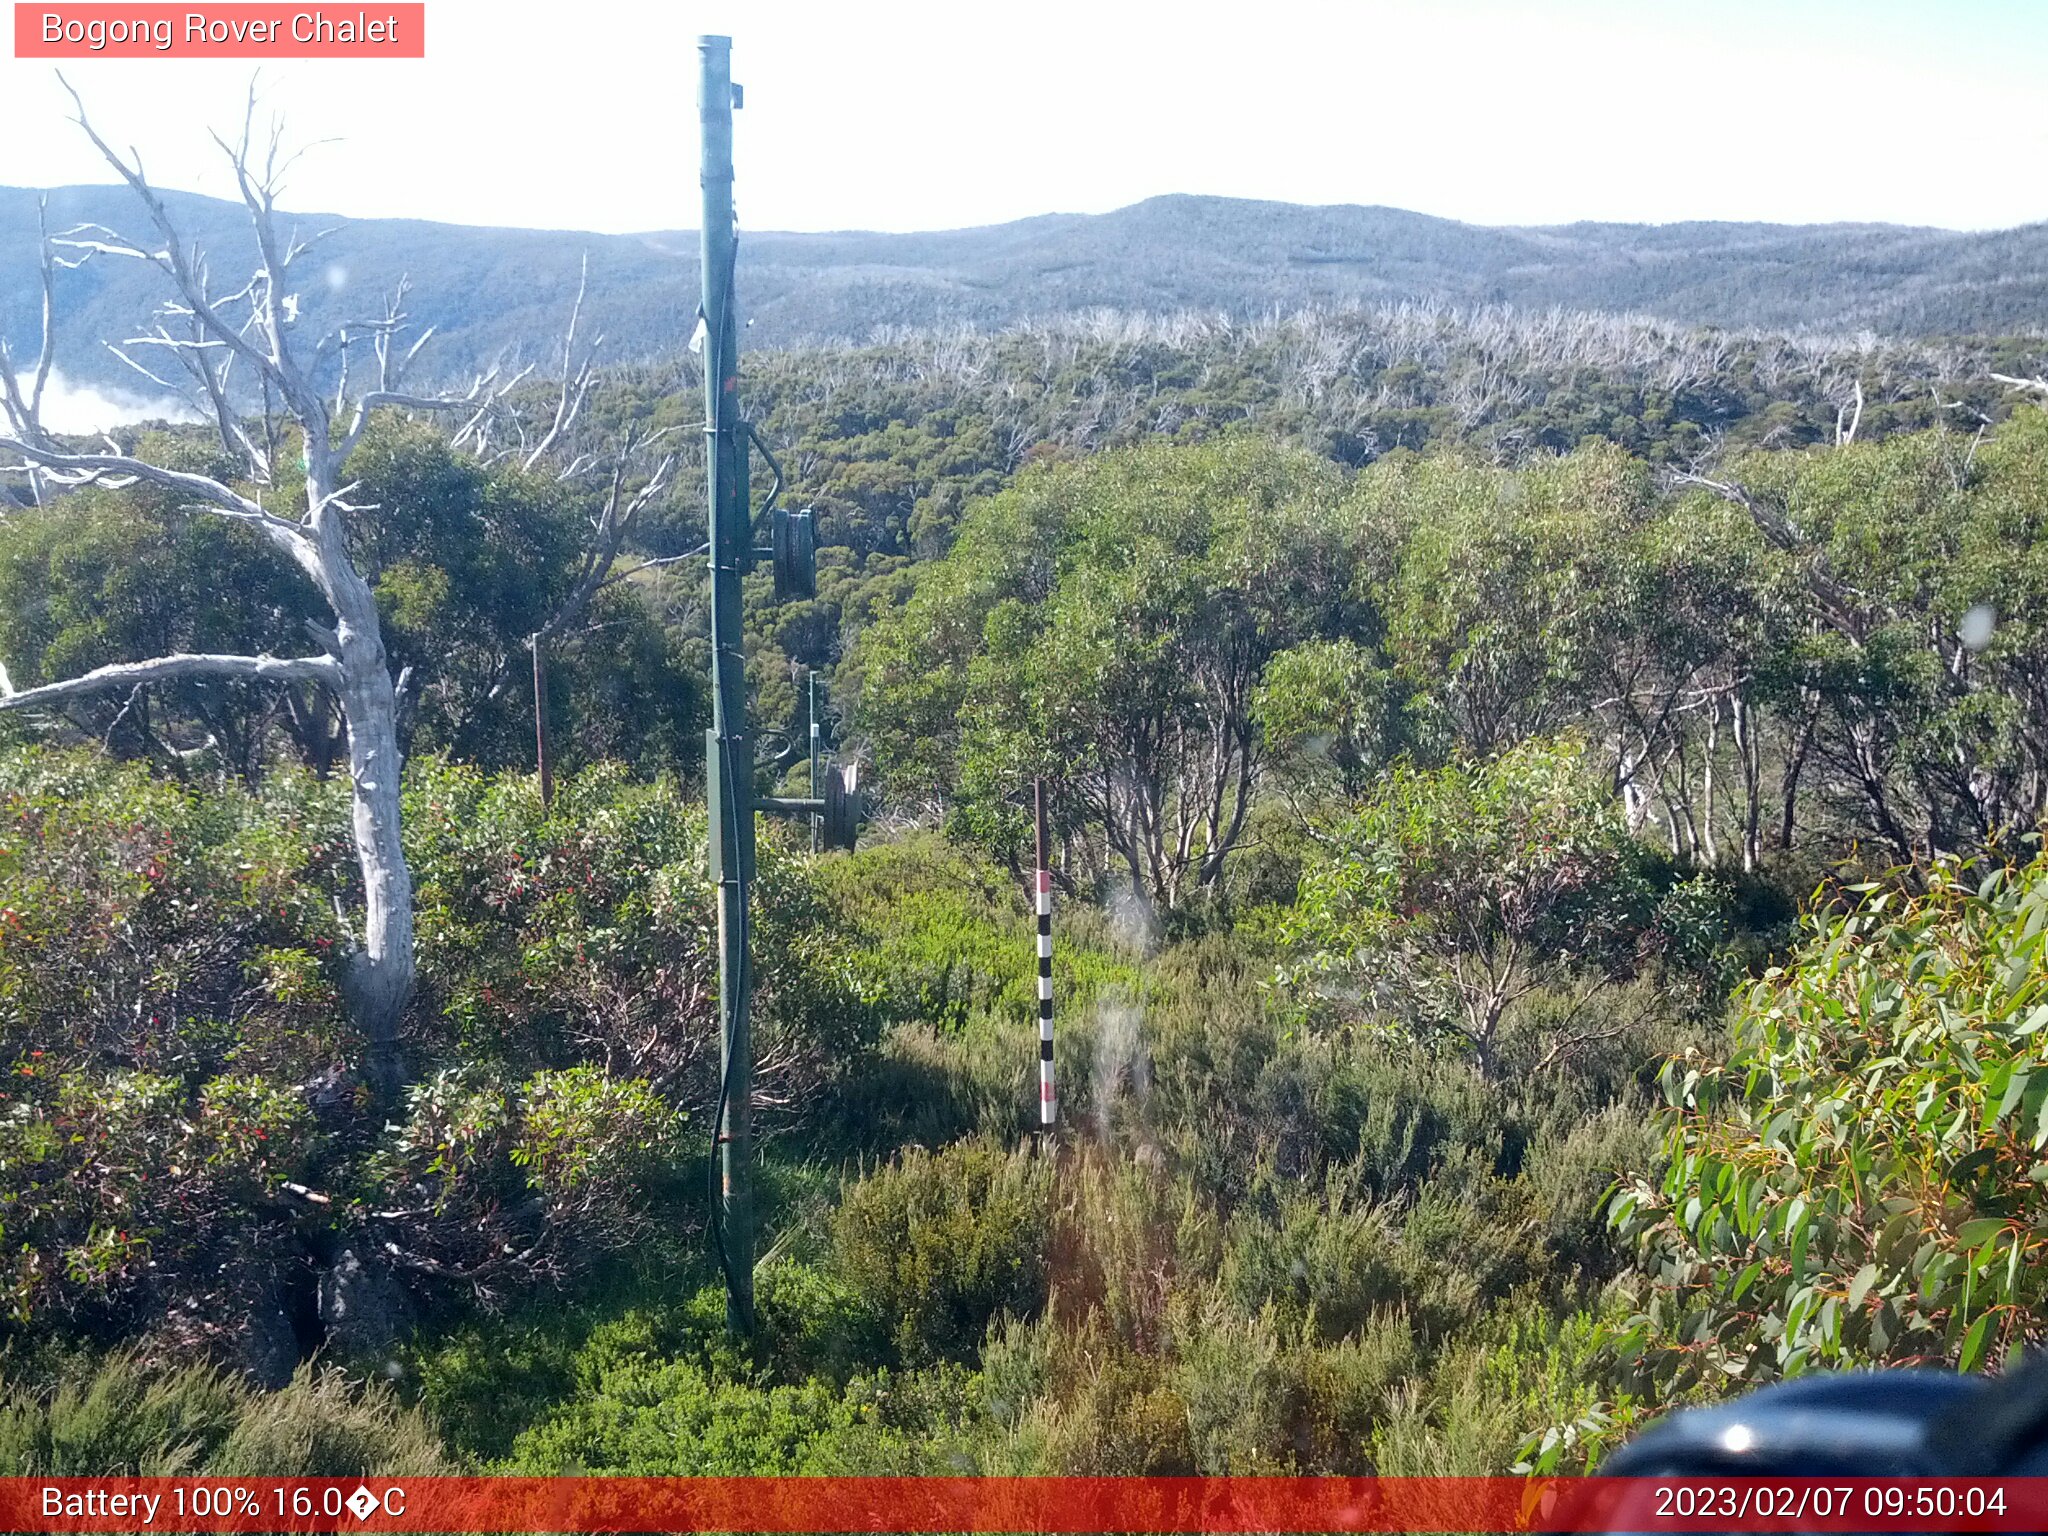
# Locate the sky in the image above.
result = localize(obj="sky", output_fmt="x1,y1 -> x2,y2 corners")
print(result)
1,0 -> 2045,236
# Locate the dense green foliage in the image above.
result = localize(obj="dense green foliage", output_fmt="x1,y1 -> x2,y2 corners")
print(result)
856,437 -> 1357,903
1279,741 -> 1725,1077
859,421 -> 2048,883
0,421 -> 697,782
0,747 -> 869,1369
3,312 -> 2047,1482
406,895 -> 1656,1477
1615,846 -> 2048,1392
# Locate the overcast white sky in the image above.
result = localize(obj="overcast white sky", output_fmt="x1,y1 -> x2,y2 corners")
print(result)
2,0 -> 2045,234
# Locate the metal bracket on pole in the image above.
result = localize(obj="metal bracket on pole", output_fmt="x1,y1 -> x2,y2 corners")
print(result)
755,762 -> 863,852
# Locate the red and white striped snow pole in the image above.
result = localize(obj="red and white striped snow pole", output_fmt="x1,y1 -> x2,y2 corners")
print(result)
1034,777 -> 1056,1129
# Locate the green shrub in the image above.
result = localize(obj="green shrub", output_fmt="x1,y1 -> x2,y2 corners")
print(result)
407,759 -> 877,1112
1170,1293 -> 1288,1473
0,1068 -> 319,1328
1612,847 -> 2048,1392
991,1298 -> 1418,1475
0,1354 -> 447,1476
1275,1040 -> 1513,1196
835,1021 -> 1035,1152
1218,1178 -> 1408,1342
505,1356 -> 986,1475
0,748 -> 353,1336
832,1140 -> 1053,1365
1278,1311 -> 1418,1473
1279,738 -> 1722,1077
1005,1337 -> 1196,1475
818,837 -> 1030,1032
1370,1301 -> 1615,1476
0,746 -> 350,1084
507,1359 -> 862,1474
1051,1155 -> 1222,1354
1516,1104 -> 1661,1274
363,1063 -> 686,1290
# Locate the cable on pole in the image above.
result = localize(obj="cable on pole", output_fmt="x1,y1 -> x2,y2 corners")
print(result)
1035,777 -> 1055,1130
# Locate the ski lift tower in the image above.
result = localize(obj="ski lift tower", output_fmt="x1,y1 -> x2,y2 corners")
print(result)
698,34 -> 863,1335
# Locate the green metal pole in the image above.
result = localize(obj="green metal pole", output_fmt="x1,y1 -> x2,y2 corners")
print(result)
809,672 -> 822,855
699,32 -> 755,1335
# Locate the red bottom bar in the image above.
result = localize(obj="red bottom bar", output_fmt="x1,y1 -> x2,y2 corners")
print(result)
6,1476 -> 2047,1533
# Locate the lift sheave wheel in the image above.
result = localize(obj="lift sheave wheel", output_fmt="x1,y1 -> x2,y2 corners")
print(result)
772,505 -> 816,600
821,761 -> 863,852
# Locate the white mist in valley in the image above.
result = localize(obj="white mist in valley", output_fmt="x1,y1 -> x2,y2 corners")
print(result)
27,370 -> 198,434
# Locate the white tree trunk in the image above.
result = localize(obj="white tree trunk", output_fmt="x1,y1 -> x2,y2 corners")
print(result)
334,602 -> 413,1082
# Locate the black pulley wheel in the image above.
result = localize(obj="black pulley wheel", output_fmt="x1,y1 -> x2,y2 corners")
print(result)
821,761 -> 862,851
773,505 -> 816,600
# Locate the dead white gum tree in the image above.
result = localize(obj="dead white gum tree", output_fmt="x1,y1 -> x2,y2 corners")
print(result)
0,85 -> 673,1093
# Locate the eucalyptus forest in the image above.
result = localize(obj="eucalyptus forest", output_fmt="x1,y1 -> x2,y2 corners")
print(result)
0,159 -> 2046,1481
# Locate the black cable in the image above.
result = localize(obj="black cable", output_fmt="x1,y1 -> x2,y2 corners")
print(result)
745,420 -> 784,549
707,745 -> 749,1308
702,222 -> 752,1321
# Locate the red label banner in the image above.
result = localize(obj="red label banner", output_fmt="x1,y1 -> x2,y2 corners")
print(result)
14,5 -> 425,57
1,1476 -> 2046,1533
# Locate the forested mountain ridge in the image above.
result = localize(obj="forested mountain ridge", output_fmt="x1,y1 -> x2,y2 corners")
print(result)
7,184 -> 2048,395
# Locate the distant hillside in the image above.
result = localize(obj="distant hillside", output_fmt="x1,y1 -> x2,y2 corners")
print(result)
6,185 -> 2047,395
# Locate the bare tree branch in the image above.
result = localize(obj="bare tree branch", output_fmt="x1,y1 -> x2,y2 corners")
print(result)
53,77 -> 290,401
522,253 -> 601,473
538,433 -> 678,643
337,384 -> 491,467
0,82 -> 652,1084
29,196 -> 57,427
0,650 -> 338,712
0,435 -> 311,554
0,82 -> 444,1087
1835,376 -> 1863,446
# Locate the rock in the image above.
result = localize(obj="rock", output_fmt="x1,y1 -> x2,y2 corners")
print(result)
237,1298 -> 300,1390
318,1248 -> 411,1357
300,1064 -> 357,1125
